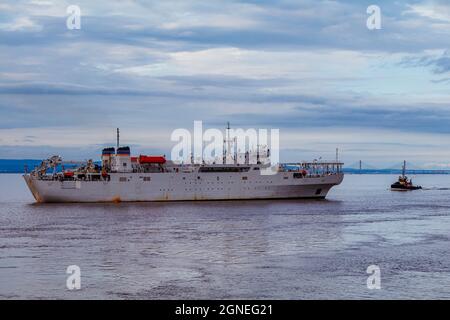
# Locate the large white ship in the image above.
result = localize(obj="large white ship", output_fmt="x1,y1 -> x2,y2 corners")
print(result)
23,129 -> 344,203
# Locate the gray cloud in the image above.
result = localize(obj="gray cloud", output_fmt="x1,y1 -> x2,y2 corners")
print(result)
1,0 -> 450,164
400,51 -> 450,74
0,1 -> 448,52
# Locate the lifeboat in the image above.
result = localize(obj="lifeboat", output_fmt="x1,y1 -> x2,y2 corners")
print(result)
63,171 -> 74,177
138,155 -> 166,164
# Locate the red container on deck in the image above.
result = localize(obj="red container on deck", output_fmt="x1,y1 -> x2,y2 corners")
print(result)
64,171 -> 74,177
139,155 -> 166,164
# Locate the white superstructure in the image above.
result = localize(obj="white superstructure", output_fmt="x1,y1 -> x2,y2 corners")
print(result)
23,131 -> 344,203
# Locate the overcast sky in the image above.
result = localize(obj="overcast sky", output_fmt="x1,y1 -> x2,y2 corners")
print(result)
1,0 -> 450,168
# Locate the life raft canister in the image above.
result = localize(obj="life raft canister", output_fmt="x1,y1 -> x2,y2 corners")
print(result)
64,171 -> 74,177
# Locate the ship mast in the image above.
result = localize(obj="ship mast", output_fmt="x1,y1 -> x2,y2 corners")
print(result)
116,128 -> 120,149
402,160 -> 406,177
227,121 -> 231,161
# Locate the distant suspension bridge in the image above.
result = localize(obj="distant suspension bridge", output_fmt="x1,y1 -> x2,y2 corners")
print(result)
345,161 -> 444,172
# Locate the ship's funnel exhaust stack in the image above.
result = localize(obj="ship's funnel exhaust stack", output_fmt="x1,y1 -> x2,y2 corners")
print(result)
102,147 -> 115,170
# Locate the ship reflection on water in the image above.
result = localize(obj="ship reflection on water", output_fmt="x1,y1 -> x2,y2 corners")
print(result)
0,174 -> 449,299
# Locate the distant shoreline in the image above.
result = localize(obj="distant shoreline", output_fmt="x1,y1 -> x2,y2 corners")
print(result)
1,159 -> 449,175
344,172 -> 450,175
343,169 -> 450,175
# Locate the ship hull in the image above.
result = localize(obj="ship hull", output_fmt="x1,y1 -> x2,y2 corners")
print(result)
24,172 -> 344,203
390,186 -> 422,191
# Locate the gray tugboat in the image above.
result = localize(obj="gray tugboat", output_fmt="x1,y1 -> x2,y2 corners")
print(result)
391,161 -> 422,191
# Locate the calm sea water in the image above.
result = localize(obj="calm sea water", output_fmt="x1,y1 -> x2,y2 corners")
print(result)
0,173 -> 449,299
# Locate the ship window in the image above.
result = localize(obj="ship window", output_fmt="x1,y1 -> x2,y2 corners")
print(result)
242,176 -> 248,180
143,177 -> 151,181
123,163 -> 127,167
315,188 -> 322,195
119,177 -> 127,182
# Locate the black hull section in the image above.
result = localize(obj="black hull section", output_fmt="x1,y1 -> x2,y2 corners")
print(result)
390,184 -> 422,191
